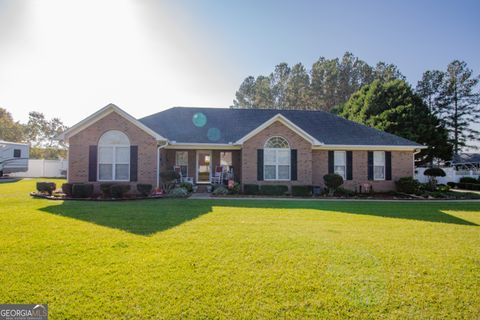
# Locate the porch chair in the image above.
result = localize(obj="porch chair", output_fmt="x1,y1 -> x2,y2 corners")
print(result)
211,165 -> 224,185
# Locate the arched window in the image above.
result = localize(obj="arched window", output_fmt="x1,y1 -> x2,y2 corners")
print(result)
264,136 -> 290,180
98,130 -> 130,181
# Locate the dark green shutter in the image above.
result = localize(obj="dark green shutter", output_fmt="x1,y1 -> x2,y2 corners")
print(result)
88,145 -> 97,182
328,151 -> 334,174
130,145 -> 138,182
367,151 -> 373,180
385,151 -> 392,180
257,149 -> 264,181
346,151 -> 353,180
291,149 -> 297,181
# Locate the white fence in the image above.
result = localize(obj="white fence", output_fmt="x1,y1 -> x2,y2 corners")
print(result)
415,167 -> 479,184
11,159 -> 67,178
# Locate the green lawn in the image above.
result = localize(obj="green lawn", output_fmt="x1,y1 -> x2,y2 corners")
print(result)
1,179 -> 479,319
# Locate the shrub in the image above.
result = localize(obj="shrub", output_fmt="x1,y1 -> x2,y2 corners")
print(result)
447,182 -> 457,188
244,184 -> 259,195
459,177 -> 479,184
436,184 -> 451,192
323,174 -> 344,196
229,182 -> 241,194
395,177 -> 420,194
259,185 -> 288,196
423,168 -> 446,190
137,184 -> 153,196
100,183 -> 114,197
457,183 -> 480,191
212,185 -> 229,196
166,187 -> 189,198
110,184 -> 131,198
61,183 -> 73,196
291,185 -> 313,197
334,187 -> 356,197
179,182 -> 193,193
36,182 -> 56,195
160,170 -> 180,192
72,183 -> 94,198
424,168 -> 446,177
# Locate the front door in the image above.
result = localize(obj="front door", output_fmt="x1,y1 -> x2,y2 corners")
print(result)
196,151 -> 211,183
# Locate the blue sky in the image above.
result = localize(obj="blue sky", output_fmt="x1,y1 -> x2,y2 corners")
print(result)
0,0 -> 478,133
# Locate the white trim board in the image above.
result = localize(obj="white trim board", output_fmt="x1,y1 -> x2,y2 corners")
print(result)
312,145 -> 427,151
235,114 -> 324,146
57,103 -> 167,143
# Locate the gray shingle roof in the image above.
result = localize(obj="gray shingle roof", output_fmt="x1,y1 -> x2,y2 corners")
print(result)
139,107 -> 423,146
452,153 -> 480,164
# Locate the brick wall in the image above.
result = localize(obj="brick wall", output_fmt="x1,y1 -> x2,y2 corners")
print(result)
68,111 -> 158,191
312,150 -> 413,192
241,121 -> 313,187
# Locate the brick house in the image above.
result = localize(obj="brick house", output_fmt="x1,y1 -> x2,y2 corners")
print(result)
59,104 -> 426,192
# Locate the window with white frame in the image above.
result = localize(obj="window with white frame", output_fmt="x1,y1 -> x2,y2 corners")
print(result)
220,152 -> 232,167
175,151 -> 188,177
98,130 -> 130,181
373,151 -> 385,180
334,151 -> 346,179
264,136 -> 290,180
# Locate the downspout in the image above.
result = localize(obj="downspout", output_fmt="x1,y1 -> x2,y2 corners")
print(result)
156,141 -> 168,189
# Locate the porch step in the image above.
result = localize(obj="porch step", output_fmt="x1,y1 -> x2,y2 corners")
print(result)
195,185 -> 210,193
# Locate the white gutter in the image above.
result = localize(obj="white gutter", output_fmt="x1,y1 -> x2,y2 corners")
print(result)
156,142 -> 168,189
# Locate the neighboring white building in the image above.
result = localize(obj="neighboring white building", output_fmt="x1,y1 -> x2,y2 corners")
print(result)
0,141 -> 29,176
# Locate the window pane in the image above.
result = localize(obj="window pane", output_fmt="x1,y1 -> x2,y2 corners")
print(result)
220,152 -> 232,166
98,147 -> 113,163
264,150 -> 276,165
264,165 -> 276,179
99,164 -> 113,180
334,151 -> 346,165
115,164 -> 129,180
374,151 -> 385,166
374,166 -> 385,180
98,130 -> 130,145
278,165 -> 290,180
265,136 -> 289,148
277,150 -> 290,165
334,165 -> 346,179
116,147 -> 130,163
176,151 -> 188,166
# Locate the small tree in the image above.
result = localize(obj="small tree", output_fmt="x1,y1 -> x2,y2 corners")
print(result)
423,168 -> 446,190
323,173 -> 344,196
159,170 -> 180,193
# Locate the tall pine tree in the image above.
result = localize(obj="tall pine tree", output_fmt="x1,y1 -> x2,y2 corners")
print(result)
417,60 -> 480,154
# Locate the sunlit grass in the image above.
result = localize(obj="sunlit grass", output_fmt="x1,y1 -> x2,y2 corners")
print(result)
0,179 -> 479,319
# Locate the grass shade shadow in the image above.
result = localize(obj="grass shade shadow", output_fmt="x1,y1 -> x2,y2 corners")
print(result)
39,199 -> 478,236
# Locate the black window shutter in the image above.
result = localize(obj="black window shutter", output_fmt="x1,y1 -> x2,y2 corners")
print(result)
367,151 -> 373,180
346,151 -> 353,180
257,149 -> 264,181
328,151 -> 334,174
385,151 -> 392,180
88,145 -> 97,182
130,145 -> 138,182
291,149 -> 297,181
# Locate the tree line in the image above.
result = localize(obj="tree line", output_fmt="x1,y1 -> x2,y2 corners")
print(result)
233,52 -> 404,111
0,108 -> 67,159
232,52 -> 480,163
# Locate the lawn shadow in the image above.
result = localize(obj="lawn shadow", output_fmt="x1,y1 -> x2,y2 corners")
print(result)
210,200 -> 479,226
38,199 -> 478,236
38,199 -> 214,236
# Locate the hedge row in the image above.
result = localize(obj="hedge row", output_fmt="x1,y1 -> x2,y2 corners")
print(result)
243,184 -> 314,196
41,183 -> 154,198
456,182 -> 480,191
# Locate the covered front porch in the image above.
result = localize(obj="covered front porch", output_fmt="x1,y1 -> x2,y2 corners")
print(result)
159,149 -> 242,186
